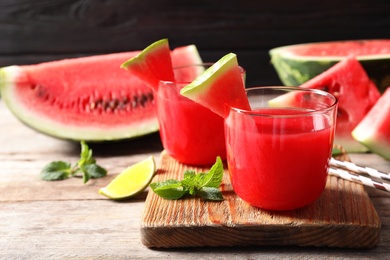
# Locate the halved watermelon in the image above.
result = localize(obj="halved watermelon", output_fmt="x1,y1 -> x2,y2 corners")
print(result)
299,56 -> 381,152
180,53 -> 250,118
270,39 -> 390,92
0,44 -> 201,141
352,87 -> 390,160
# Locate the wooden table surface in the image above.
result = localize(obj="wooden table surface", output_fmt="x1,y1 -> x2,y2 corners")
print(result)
1,100 -> 390,259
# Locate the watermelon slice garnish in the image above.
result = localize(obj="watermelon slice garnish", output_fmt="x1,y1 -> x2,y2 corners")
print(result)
121,39 -> 205,92
121,39 -> 175,92
180,53 -> 250,118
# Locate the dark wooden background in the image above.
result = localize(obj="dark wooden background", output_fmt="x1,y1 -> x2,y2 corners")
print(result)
1,0 -> 390,86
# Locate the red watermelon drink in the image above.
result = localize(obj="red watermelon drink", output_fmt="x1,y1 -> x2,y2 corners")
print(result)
156,64 -> 245,166
225,86 -> 338,210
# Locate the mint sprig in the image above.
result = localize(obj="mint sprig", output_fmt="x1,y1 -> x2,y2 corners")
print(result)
150,156 -> 224,201
40,141 -> 107,183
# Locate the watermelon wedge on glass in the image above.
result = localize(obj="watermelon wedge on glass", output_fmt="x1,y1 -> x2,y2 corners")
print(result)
121,38 -> 204,90
0,43 -> 202,141
121,39 -> 175,93
299,56 -> 381,153
352,87 -> 390,160
180,53 -> 250,118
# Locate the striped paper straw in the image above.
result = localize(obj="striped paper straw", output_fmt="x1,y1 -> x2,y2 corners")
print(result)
328,167 -> 390,193
330,158 -> 390,182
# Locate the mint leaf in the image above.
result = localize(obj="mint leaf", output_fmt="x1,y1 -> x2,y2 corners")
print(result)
150,156 -> 224,201
199,156 -> 224,188
193,172 -> 206,190
83,169 -> 91,184
40,141 -> 107,184
78,141 -> 95,166
183,170 -> 196,181
80,163 -> 107,183
197,187 -> 224,201
40,161 -> 72,181
181,170 -> 197,195
83,164 -> 107,179
150,180 -> 188,200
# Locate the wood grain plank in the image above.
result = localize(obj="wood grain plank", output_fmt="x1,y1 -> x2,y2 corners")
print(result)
0,101 -> 162,202
1,94 -> 390,258
141,151 -> 381,249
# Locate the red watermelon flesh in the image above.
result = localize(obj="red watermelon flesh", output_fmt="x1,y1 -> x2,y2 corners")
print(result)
171,45 -> 204,82
121,39 -> 205,92
290,39 -> 390,56
171,44 -> 203,67
172,44 -> 203,78
352,87 -> 390,160
121,39 -> 174,92
300,56 -> 381,152
0,46 -> 200,141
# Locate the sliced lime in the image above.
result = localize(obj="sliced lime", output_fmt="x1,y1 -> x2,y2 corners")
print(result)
99,156 -> 156,199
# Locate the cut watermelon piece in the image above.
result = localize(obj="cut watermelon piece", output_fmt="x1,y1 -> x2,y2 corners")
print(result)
299,56 -> 381,152
270,39 -> 390,93
352,87 -> 390,160
171,44 -> 203,68
121,39 -> 204,86
121,39 -> 175,92
0,45 -> 201,141
167,44 -> 204,82
180,53 -> 250,118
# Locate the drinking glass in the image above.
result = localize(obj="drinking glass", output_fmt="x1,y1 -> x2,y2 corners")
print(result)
156,64 -> 245,166
224,86 -> 338,210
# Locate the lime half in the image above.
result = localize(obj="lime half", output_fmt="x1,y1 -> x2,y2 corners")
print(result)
99,156 -> 156,199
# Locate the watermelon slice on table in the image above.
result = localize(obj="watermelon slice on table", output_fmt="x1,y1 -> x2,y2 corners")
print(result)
352,87 -> 390,160
0,44 -> 201,141
299,56 -> 381,153
180,53 -> 250,118
269,39 -> 390,93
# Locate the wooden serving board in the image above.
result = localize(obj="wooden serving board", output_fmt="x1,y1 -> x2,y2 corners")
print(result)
141,151 -> 381,248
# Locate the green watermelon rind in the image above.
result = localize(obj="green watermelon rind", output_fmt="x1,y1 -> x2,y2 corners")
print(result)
121,39 -> 168,68
270,42 -> 390,93
0,65 -> 159,141
180,53 -> 236,94
353,132 -> 390,160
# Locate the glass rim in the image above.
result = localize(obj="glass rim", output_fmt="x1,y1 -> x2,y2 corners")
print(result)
229,86 -> 338,118
160,62 -> 246,85
172,62 -> 215,70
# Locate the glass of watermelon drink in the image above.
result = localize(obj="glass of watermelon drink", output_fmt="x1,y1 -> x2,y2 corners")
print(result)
225,86 -> 338,210
156,63 -> 245,166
